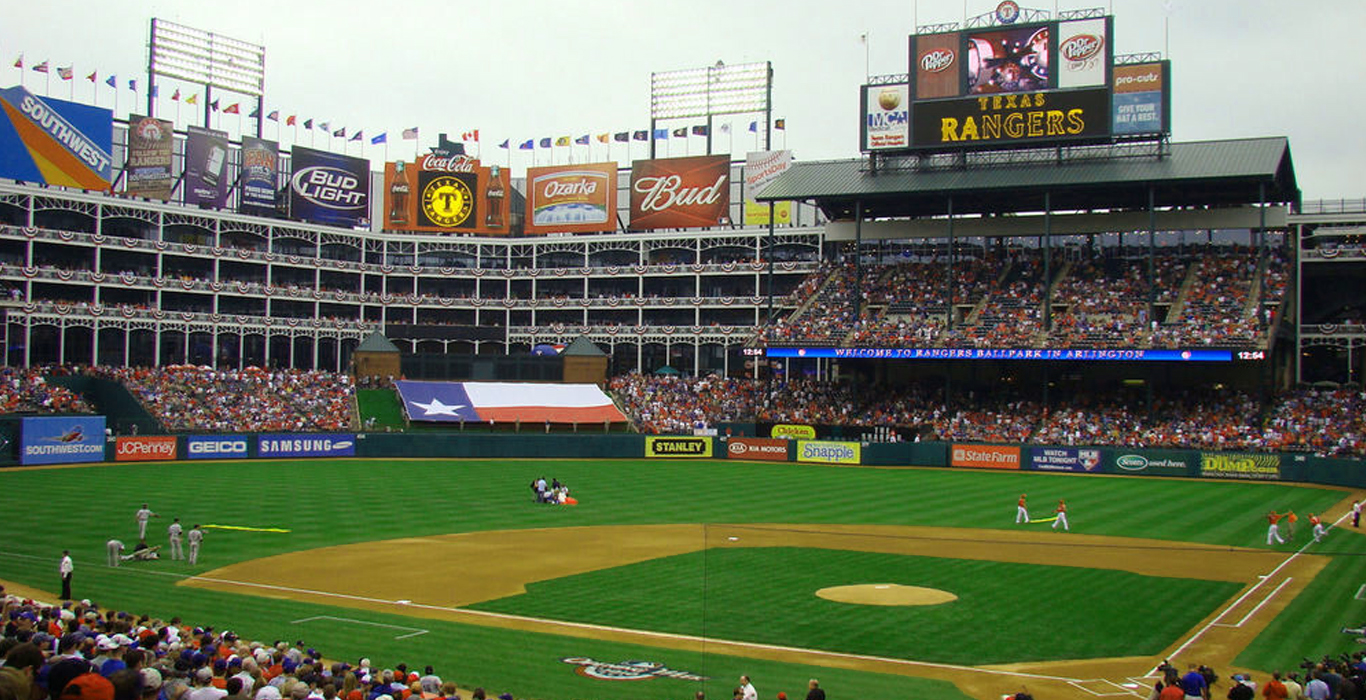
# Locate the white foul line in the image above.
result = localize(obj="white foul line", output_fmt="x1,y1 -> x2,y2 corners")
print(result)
291,615 -> 428,640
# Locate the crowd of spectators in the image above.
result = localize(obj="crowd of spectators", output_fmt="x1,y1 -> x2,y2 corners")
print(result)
0,591 -> 519,700
608,373 -> 1366,458
0,367 -> 90,414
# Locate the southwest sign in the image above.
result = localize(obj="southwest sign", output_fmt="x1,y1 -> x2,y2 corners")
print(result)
0,86 -> 112,189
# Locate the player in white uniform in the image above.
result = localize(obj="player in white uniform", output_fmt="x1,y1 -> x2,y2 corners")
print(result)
136,504 -> 159,541
1016,494 -> 1029,524
168,518 -> 184,560
187,525 -> 204,564
1052,499 -> 1070,531
106,539 -> 125,566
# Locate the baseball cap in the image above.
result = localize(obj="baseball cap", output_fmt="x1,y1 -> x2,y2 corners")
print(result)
141,668 -> 163,692
111,634 -> 134,647
97,637 -> 119,651
60,673 -> 115,700
195,668 -> 213,683
256,686 -> 282,700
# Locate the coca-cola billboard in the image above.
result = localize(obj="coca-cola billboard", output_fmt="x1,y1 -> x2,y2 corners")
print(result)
525,162 -> 617,234
382,155 -> 509,235
629,155 -> 729,231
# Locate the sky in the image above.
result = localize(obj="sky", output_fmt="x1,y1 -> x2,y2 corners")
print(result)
3,0 -> 1363,200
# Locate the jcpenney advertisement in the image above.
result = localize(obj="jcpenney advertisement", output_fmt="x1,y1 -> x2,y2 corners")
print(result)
184,126 -> 232,208
20,416 -> 107,465
257,433 -> 356,458
289,146 -> 369,228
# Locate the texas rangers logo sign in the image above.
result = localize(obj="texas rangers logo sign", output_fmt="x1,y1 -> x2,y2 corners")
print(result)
560,657 -> 707,682
995,0 -> 1021,24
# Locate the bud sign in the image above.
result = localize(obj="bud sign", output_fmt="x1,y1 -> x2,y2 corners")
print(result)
629,156 -> 729,230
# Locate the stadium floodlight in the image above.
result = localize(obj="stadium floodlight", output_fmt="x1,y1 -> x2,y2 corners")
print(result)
649,60 -> 772,156
150,19 -> 265,97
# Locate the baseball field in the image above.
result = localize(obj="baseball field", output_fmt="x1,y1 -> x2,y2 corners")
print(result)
1,457 -> 1363,700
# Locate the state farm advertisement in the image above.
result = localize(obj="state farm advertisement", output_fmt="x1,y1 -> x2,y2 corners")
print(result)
629,155 -> 729,230
950,444 -> 1020,470
114,436 -> 178,462
525,162 -> 617,234
383,154 -> 510,235
726,437 -> 789,462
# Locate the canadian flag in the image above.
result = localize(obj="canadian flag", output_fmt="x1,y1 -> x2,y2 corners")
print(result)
461,129 -> 479,142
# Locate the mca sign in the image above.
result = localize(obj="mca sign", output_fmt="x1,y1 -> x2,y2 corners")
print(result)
0,86 -> 112,189
20,416 -> 107,465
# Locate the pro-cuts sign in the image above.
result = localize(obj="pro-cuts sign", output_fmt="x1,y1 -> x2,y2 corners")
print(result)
629,155 -> 729,230
289,146 -> 369,228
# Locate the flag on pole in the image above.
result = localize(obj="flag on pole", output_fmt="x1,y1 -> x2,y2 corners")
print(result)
286,115 -> 296,126
32,61 -> 49,73
539,138 -> 551,148
105,75 -> 116,88
57,66 -> 73,81
223,103 -> 240,115
517,139 -> 532,150
12,56 -> 21,69
349,130 -> 363,142
210,98 -> 220,112
614,132 -> 629,142
186,93 -> 198,105
401,127 -> 419,139
719,122 -> 732,134
596,133 -> 610,144
371,132 -> 387,145
171,88 -> 180,101
632,130 -> 648,141
555,136 -> 571,146
267,110 -> 280,122
333,127 -> 346,138
498,139 -> 509,149
127,79 -> 136,92
86,71 -> 97,83
691,124 -> 708,136
318,121 -> 330,131
774,119 -> 786,130
748,121 -> 758,132
248,106 -> 260,118
461,129 -> 479,142
671,127 -> 687,138
574,134 -> 589,145
303,118 -> 313,130
653,129 -> 668,140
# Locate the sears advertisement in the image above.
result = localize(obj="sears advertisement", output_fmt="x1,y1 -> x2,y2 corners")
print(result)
126,114 -> 175,200
20,416 -> 106,465
289,146 -> 370,228
1028,447 -> 1102,472
629,155 -> 729,230
0,86 -> 113,189
1108,449 -> 1191,477
1113,62 -> 1170,135
861,84 -> 909,151
911,88 -> 1111,150
525,162 -> 617,234
257,434 -> 356,458
238,137 -> 279,216
796,440 -> 860,465
184,126 -> 231,208
186,435 -> 250,460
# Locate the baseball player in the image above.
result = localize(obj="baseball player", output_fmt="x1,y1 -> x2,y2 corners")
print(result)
106,539 -> 125,567
1266,511 -> 1285,545
187,525 -> 204,565
1052,499 -> 1069,531
1310,513 -> 1326,542
59,550 -> 73,600
135,504 -> 159,541
1284,510 -> 1298,539
1353,500 -> 1361,528
167,518 -> 184,560
1016,494 -> 1029,524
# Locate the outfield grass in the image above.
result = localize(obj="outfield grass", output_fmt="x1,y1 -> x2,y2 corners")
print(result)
0,459 -> 1359,700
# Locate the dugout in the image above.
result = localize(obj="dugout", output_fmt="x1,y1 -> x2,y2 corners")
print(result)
752,137 -> 1300,403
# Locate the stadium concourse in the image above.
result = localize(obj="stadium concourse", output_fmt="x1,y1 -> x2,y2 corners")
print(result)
1,364 -> 1363,457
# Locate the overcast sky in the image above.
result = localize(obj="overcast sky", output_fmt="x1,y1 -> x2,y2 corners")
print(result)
4,0 -> 1362,200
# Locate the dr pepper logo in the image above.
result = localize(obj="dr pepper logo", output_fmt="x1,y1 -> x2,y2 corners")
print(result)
919,49 -> 955,73
1060,33 -> 1104,62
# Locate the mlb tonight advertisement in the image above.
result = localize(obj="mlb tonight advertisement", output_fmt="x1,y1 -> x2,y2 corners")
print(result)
290,146 -> 370,228
21,416 -> 106,465
0,86 -> 112,190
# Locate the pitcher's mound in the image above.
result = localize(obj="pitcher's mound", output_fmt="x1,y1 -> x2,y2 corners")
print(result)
816,584 -> 958,606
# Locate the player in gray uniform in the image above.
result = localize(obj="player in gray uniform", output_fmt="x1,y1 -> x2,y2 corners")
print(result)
136,504 -> 159,541
167,518 -> 184,560
106,539 -> 125,566
187,525 -> 204,564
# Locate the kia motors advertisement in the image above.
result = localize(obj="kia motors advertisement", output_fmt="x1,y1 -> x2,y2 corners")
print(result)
525,162 -> 617,234
726,437 -> 789,462
257,434 -> 356,458
289,146 -> 370,228
186,435 -> 250,460
115,436 -> 178,462
20,416 -> 106,465
629,155 -> 729,230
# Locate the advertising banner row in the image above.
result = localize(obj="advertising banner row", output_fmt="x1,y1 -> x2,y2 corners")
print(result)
16,417 -> 357,465
946,443 -> 1285,480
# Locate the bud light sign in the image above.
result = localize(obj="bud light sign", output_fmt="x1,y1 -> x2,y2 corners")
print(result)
258,434 -> 356,458
186,435 -> 250,460
289,146 -> 369,228
21,416 -> 107,465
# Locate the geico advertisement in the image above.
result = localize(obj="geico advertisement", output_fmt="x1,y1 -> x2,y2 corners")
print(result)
186,435 -> 250,460
796,440 -> 860,464
645,436 -> 713,458
912,88 -> 1110,149
115,436 -> 177,462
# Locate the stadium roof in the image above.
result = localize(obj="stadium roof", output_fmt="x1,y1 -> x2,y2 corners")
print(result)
355,331 -> 400,354
755,137 -> 1299,220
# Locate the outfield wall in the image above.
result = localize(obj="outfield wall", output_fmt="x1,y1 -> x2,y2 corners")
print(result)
5,418 -> 1362,488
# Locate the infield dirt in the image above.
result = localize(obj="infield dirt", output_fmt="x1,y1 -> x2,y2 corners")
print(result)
181,523 -> 1332,700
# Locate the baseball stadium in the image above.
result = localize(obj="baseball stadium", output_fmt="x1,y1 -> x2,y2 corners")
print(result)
1,5 -> 1365,700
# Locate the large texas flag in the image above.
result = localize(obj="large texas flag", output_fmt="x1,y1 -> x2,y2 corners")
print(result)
395,380 -> 626,424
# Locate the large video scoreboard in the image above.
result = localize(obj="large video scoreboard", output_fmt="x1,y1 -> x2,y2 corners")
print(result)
861,4 -> 1170,153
